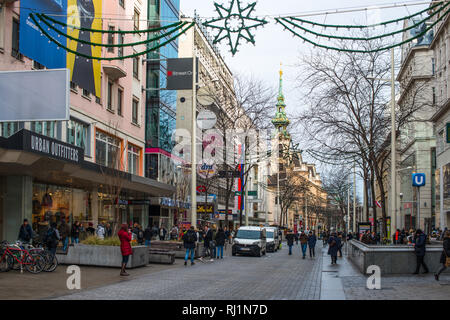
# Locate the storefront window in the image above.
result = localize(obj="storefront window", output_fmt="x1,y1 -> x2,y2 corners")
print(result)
128,144 -> 140,175
32,183 -> 92,234
95,130 -> 120,168
67,119 -> 89,154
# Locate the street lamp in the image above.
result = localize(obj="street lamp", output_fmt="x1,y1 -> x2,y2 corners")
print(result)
367,47 -> 397,239
396,166 -> 412,229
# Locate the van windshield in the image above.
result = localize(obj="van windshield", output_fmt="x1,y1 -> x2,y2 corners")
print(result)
236,229 -> 261,239
266,231 -> 274,238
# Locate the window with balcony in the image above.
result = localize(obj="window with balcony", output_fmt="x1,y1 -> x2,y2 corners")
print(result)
118,32 -> 124,58
117,88 -> 123,116
107,81 -> 113,111
107,26 -> 115,53
95,131 -> 120,169
128,144 -> 140,175
82,89 -> 91,99
70,81 -> 78,92
32,60 -> 45,70
132,98 -> 139,125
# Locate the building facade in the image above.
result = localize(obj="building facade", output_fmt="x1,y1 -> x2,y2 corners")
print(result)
0,0 -> 174,241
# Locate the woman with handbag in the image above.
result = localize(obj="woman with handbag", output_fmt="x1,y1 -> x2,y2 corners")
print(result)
435,230 -> 450,281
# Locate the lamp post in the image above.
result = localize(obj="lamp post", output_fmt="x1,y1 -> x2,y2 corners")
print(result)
367,48 -> 397,238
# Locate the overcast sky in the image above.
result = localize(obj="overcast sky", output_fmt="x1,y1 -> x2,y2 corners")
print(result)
179,0 -> 430,194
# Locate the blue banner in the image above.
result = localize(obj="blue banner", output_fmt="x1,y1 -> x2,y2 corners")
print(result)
20,0 -> 67,69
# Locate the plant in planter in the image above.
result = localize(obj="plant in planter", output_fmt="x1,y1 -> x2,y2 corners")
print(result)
81,236 -> 139,246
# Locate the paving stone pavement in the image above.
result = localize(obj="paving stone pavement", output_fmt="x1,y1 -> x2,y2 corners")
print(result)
56,242 -> 324,300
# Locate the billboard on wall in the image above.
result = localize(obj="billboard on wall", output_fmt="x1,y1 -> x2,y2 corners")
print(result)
20,0 -> 102,97
0,69 -> 69,122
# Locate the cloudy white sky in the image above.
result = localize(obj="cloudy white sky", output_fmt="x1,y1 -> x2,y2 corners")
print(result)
179,0 -> 430,192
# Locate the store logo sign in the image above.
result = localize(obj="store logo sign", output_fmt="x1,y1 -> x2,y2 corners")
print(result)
30,133 -> 81,163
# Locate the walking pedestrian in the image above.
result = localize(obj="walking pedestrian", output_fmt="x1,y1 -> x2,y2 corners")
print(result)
200,225 -> 213,261
286,229 -> 295,255
71,221 -> 81,244
170,225 -> 179,241
434,230 -> 450,281
413,229 -> 429,274
58,219 -> 70,251
215,228 -> 226,259
224,227 -> 231,244
295,232 -> 299,246
308,231 -> 317,258
44,222 -> 60,257
18,219 -> 33,244
118,224 -> 132,276
86,222 -> 95,236
183,226 -> 198,266
328,232 -> 341,265
299,231 -> 308,259
144,225 -> 153,247
337,232 -> 343,257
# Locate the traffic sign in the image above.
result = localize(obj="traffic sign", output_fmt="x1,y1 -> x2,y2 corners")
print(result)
196,185 -> 206,193
412,173 -> 426,187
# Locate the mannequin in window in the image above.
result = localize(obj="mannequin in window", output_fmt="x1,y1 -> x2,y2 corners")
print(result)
42,188 -> 53,208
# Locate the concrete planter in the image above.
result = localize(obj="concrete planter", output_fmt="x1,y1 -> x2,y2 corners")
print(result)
56,244 -> 149,269
348,240 -> 450,275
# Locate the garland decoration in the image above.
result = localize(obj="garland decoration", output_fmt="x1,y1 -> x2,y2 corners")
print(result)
202,0 -> 268,55
275,2 -> 450,54
30,13 -> 195,61
275,2 -> 450,53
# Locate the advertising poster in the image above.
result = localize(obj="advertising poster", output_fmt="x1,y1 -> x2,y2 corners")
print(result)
20,0 -> 102,97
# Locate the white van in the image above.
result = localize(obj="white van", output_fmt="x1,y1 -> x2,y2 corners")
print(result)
264,227 -> 279,252
232,226 -> 267,257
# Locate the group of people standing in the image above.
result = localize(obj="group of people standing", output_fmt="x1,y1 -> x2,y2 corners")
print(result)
285,230 -> 317,259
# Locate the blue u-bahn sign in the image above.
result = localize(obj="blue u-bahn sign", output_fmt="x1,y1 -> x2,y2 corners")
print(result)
412,173 -> 426,187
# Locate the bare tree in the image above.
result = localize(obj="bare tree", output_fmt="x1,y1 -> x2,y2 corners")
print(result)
294,36 -> 432,237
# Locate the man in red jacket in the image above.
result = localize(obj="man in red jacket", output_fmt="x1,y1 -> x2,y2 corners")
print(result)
118,224 -> 132,276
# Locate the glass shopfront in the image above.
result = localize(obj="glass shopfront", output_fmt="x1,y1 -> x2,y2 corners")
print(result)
32,183 -> 92,232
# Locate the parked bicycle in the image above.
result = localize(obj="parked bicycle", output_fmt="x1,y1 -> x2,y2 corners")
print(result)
29,241 -> 58,272
0,241 -> 46,274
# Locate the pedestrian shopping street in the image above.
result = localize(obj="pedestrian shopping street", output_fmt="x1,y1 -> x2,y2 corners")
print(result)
46,242 -> 448,301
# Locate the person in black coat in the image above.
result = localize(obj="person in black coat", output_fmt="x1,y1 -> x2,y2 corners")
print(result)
183,226 -> 198,266
144,225 -> 153,247
285,230 -> 295,255
215,228 -> 226,259
328,232 -> 341,264
413,229 -> 429,274
18,219 -> 33,244
435,230 -> 450,281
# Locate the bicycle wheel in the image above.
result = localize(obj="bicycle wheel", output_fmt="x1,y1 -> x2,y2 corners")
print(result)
43,251 -> 58,272
0,251 -> 13,272
24,253 -> 45,274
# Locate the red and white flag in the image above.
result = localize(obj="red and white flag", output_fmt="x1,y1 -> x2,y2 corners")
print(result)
375,200 -> 382,208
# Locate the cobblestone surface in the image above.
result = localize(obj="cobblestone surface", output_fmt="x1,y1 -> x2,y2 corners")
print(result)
56,243 -> 324,300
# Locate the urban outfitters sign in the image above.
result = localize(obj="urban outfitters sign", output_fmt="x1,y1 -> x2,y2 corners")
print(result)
30,134 -> 80,163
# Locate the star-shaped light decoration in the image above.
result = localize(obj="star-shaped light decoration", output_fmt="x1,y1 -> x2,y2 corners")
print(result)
203,0 -> 268,55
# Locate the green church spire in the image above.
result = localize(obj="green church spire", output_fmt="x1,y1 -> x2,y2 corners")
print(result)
272,63 -> 290,139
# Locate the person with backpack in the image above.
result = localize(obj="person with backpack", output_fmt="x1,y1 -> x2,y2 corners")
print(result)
45,222 -> 61,257
215,228 -> 226,259
328,232 -> 341,265
18,219 -> 33,244
183,226 -> 198,266
144,225 -> 153,247
200,225 -> 213,261
118,224 -> 132,276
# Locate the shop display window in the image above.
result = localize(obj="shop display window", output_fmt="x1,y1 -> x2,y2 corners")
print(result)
32,183 -> 92,232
